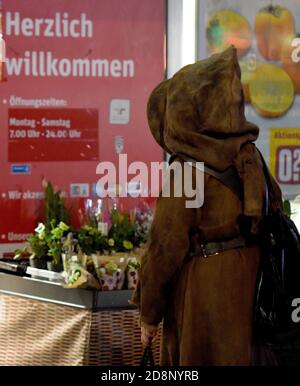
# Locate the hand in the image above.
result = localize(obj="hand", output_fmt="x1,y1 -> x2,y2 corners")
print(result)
141,325 -> 158,347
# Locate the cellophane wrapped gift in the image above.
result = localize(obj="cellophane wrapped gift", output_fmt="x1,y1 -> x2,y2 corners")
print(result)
63,253 -> 100,290
62,253 -> 87,273
92,253 -> 129,290
126,257 -> 141,290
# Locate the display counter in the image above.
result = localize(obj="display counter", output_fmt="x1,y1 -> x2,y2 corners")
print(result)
0,272 -> 161,366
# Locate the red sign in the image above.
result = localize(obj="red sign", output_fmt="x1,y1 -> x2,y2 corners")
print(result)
8,108 -> 99,161
0,0 -> 165,249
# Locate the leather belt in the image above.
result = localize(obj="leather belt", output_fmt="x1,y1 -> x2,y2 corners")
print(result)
191,236 -> 247,258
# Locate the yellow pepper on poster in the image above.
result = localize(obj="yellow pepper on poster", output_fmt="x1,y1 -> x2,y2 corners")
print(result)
270,128 -> 300,185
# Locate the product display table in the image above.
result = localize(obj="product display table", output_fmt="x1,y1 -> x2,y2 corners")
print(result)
0,272 -> 161,365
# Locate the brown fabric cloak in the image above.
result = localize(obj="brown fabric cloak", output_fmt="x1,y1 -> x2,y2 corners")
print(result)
133,46 -> 282,365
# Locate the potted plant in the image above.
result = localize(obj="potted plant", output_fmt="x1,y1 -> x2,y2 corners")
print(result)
14,223 -> 49,269
45,220 -> 70,272
76,225 -> 107,255
42,179 -> 71,271
15,180 -> 72,272
44,180 -> 70,228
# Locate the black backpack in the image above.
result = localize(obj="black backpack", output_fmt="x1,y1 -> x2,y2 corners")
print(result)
171,151 -> 300,345
254,153 -> 300,345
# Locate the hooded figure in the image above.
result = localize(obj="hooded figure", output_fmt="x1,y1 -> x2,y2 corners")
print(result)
133,46 -> 282,365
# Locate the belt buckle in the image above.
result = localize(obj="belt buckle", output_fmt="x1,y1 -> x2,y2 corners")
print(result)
200,244 -> 208,258
200,244 -> 219,258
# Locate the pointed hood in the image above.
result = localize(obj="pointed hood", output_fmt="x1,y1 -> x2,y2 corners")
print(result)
147,46 -> 259,171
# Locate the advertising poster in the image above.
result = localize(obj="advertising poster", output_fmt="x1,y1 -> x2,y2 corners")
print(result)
0,0 -> 165,252
199,0 -> 300,199
270,128 -> 300,185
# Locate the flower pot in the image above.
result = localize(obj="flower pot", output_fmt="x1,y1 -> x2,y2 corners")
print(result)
47,261 -> 63,272
29,258 -> 47,270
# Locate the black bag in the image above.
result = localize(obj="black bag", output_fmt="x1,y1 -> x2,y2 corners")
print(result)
171,151 -> 300,344
140,343 -> 155,366
254,153 -> 300,344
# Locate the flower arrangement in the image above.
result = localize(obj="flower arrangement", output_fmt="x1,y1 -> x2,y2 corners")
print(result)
76,225 -> 107,255
15,180 -> 72,266
27,223 -> 48,260
14,180 -> 152,289
46,220 -> 70,266
127,257 -> 141,270
126,257 -> 141,290
108,209 -> 135,253
133,207 -> 153,247
14,220 -> 69,270
93,258 -> 128,291
97,261 -> 120,291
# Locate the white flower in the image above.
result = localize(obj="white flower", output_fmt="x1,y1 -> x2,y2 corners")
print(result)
35,223 -> 45,235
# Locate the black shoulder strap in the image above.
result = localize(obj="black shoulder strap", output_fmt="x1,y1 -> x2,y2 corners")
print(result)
255,148 -> 276,215
169,153 -> 243,198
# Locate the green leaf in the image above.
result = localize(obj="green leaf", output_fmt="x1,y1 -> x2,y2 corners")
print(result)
283,200 -> 291,218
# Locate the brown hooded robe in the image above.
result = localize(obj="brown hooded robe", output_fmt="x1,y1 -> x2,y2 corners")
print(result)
133,46 -> 282,366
